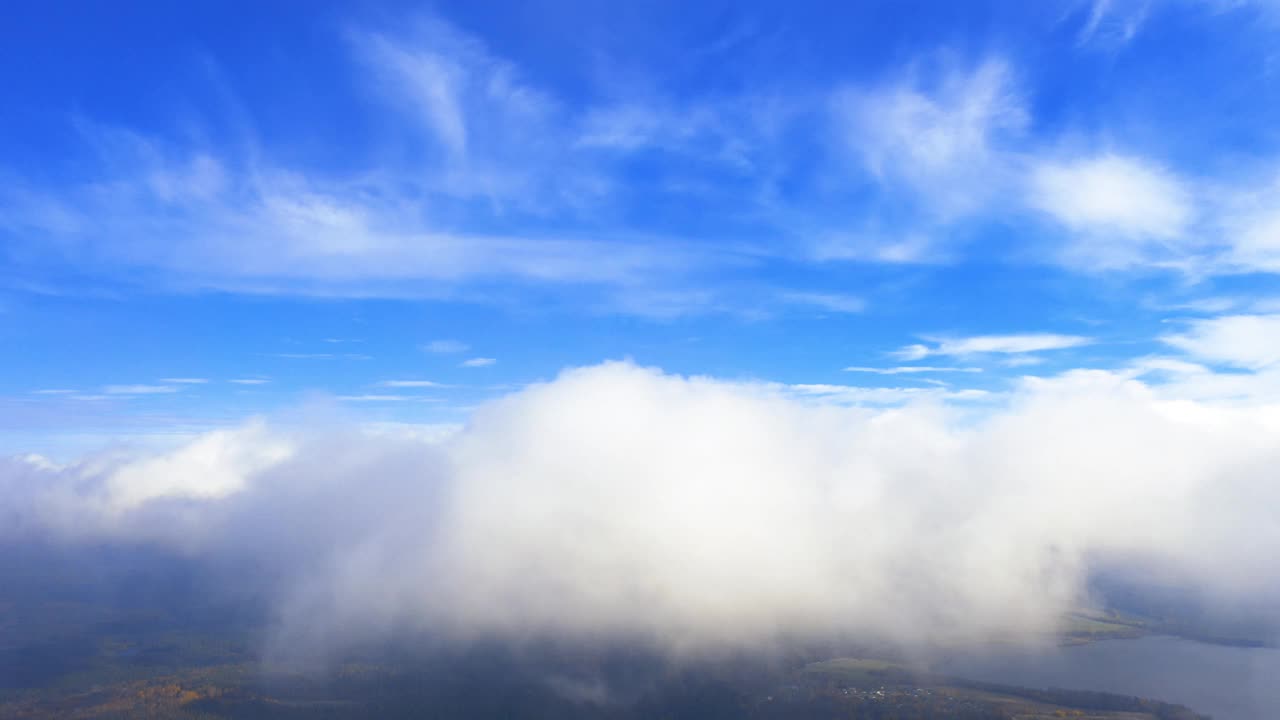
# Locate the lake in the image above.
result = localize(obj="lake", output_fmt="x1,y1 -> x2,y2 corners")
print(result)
931,635 -> 1280,720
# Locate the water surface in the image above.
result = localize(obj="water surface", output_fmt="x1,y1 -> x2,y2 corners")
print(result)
932,636 -> 1280,720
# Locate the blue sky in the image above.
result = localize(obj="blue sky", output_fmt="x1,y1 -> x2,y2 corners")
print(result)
5,0 -> 1280,456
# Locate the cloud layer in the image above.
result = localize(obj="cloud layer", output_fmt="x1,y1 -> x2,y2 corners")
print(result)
7,8 -> 1280,320
5,362 -> 1280,657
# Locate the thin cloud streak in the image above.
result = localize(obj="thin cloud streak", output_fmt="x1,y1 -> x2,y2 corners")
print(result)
843,366 -> 983,375
102,384 -> 180,395
893,333 -> 1093,360
378,380 -> 448,388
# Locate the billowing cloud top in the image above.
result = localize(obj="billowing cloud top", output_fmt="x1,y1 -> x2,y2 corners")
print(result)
7,362 -> 1279,656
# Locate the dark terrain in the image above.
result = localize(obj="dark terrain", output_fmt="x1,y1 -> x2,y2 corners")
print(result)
0,543 -> 1217,719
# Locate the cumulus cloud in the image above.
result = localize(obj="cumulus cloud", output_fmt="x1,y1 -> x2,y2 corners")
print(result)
100,421 -> 293,513
1030,154 -> 1195,269
1163,314 -> 1280,370
4,361 -> 1280,658
1031,155 -> 1191,238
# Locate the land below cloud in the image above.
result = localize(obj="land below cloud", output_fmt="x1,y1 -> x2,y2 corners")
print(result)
0,588 -> 1232,720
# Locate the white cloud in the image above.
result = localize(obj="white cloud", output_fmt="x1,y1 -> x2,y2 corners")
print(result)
576,104 -> 712,153
7,11 -> 1279,311
835,58 -> 1026,216
102,384 -> 180,395
423,339 -> 469,354
844,366 -> 983,375
1231,210 -> 1280,271
779,291 -> 866,314
360,29 -> 471,160
891,344 -> 932,362
8,362 -> 1280,655
809,233 -> 941,265
352,18 -> 559,183
229,378 -> 270,385
599,288 -> 728,320
0,49 -> 723,307
1000,354 -> 1047,368
893,333 -> 1092,360
378,380 -> 447,388
1163,314 -> 1280,370
459,358 -> 496,368
1030,154 -> 1195,269
1075,0 -> 1151,46
779,382 -> 990,405
1031,155 -> 1190,237
160,377 -> 209,384
32,389 -> 76,395
102,421 -> 292,512
1129,357 -> 1212,378
1221,179 -> 1280,274
273,353 -> 372,360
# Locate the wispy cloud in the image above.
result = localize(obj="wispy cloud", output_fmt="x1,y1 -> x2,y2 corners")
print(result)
337,394 -> 443,402
773,382 -> 990,405
808,233 -> 941,265
377,380 -> 447,388
422,339 -> 469,354
779,292 -> 866,314
1074,0 -> 1152,47
102,384 -> 180,395
843,365 -> 982,375
834,57 -> 1026,218
459,357 -> 496,368
273,353 -> 373,360
1162,314 -> 1280,370
159,377 -> 209,384
0,100 -> 725,310
229,378 -> 270,385
892,333 -> 1092,360
31,389 -> 76,395
3,7 -> 1277,330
